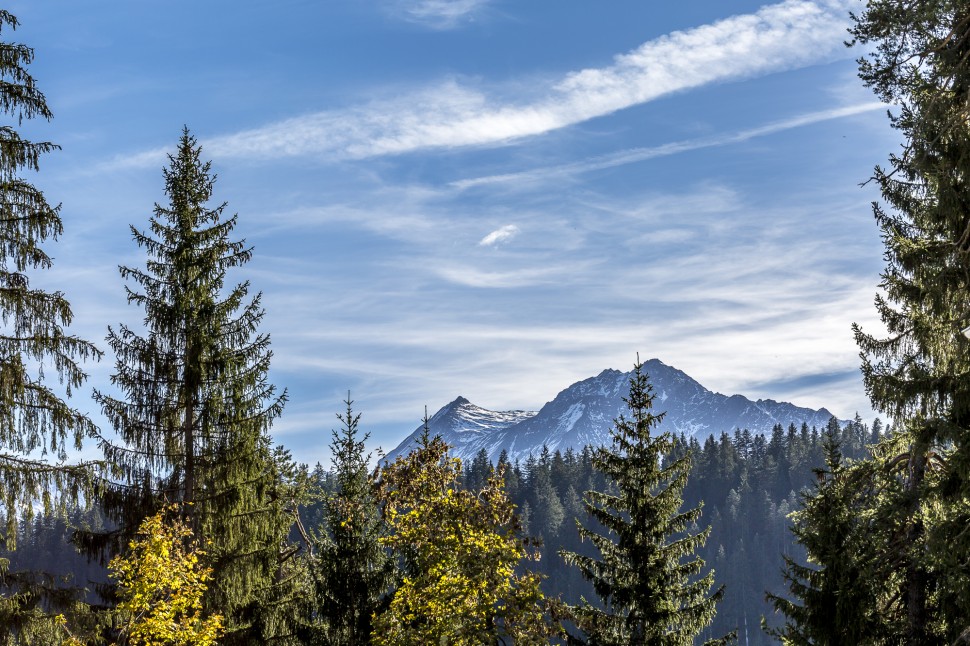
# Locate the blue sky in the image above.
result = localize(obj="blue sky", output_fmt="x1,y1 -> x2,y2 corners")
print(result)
12,0 -> 894,466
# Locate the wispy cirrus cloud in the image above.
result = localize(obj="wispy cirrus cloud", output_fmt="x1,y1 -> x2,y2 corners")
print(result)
433,261 -> 586,288
103,0 -> 856,169
212,170 -> 883,461
391,0 -> 492,29
452,101 -> 885,189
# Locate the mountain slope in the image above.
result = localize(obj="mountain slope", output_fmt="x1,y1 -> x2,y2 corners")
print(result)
387,359 -> 837,464
383,397 -> 536,464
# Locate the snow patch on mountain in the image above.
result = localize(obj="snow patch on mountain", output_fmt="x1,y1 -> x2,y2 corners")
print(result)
382,396 -> 536,464
386,359 -> 839,465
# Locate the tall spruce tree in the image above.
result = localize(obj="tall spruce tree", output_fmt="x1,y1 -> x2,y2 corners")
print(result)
560,359 -> 726,646
849,2 -> 970,640
92,130 -> 302,644
0,10 -> 104,643
302,395 -> 394,645
766,426 -> 883,644
767,422 -> 947,644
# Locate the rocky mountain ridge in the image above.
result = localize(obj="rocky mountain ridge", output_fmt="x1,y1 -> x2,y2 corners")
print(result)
386,359 -> 838,464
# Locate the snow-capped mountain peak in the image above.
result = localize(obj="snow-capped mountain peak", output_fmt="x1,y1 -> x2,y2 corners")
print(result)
384,396 -> 536,463
386,359 -> 838,465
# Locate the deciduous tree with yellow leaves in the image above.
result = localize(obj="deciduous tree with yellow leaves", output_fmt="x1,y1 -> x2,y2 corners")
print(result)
373,426 -> 552,645
108,505 -> 223,646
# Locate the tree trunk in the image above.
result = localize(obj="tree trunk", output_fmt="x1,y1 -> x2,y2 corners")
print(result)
904,429 -> 928,645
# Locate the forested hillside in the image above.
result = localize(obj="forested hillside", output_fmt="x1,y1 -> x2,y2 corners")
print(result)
10,414 -> 881,644
452,416 -> 881,644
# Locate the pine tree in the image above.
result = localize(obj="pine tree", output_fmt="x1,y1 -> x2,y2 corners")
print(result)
0,7 -> 103,543
849,2 -> 970,639
91,130 -> 302,644
0,10 -> 105,643
302,395 -> 394,645
560,359 -> 726,646
766,426 -> 882,644
768,422 -> 947,644
373,428 -> 551,644
529,461 -> 565,540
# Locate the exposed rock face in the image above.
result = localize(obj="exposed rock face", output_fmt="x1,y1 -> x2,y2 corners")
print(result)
386,359 -> 836,464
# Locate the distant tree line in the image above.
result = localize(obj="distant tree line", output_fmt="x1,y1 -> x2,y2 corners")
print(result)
8,386 -> 883,644
448,414 -> 881,645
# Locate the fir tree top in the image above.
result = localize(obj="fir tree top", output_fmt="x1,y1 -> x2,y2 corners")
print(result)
561,359 -> 727,646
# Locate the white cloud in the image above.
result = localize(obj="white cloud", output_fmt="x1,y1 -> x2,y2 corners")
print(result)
479,224 -> 519,246
452,102 -> 885,189
98,146 -> 169,172
222,171 -> 886,464
550,0 -> 845,117
104,0 -> 855,168
268,272 -> 879,450
434,261 -> 584,288
393,0 -> 491,29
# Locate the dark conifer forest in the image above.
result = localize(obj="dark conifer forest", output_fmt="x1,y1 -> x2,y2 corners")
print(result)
452,416 -> 880,645
7,413 -> 880,644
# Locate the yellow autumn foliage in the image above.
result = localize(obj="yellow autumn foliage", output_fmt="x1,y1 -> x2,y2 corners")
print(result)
109,505 -> 223,646
373,435 -> 550,645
